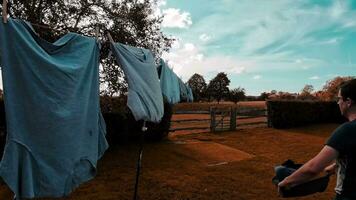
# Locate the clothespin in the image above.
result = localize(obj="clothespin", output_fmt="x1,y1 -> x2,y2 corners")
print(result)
142,121 -> 147,132
107,32 -> 114,44
2,0 -> 8,23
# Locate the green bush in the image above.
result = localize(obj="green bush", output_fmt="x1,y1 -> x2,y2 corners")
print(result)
267,100 -> 346,129
102,97 -> 173,144
0,96 -> 173,154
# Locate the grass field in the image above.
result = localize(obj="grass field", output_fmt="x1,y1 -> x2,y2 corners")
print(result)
0,102 -> 341,200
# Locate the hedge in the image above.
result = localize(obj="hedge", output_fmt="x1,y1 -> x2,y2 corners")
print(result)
0,97 -> 173,154
266,100 -> 346,129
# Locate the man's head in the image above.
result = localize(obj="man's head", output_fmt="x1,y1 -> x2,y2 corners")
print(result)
337,79 -> 356,117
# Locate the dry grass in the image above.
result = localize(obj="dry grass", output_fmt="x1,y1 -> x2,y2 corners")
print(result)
0,122 -> 340,200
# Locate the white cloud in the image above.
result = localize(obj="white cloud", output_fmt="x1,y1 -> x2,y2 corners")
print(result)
162,42 -> 255,81
157,0 -> 166,6
228,67 -> 246,74
150,0 -> 167,17
253,75 -> 262,80
199,34 -> 211,42
309,76 -> 320,80
162,8 -> 192,28
330,0 -> 347,19
184,43 -> 196,51
295,59 -> 302,64
318,37 -> 341,45
195,54 -> 204,61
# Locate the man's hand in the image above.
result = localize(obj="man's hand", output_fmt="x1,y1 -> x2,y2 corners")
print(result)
278,177 -> 292,196
324,163 -> 336,175
278,178 -> 289,188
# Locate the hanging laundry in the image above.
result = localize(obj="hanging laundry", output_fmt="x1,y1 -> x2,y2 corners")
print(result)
177,79 -> 194,103
158,59 -> 180,104
0,18 -> 108,198
178,78 -> 189,101
187,85 -> 194,102
110,42 -> 163,123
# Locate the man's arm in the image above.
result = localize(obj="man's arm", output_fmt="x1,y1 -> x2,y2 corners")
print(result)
278,145 -> 338,188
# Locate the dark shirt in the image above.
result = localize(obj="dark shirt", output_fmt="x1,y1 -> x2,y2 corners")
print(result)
326,120 -> 356,198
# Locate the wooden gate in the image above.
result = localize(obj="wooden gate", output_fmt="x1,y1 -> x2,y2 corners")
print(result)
210,107 -> 236,132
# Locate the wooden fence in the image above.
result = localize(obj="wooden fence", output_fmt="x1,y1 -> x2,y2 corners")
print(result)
170,107 -> 267,133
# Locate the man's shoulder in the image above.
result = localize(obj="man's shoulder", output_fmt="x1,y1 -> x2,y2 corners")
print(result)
330,121 -> 356,139
339,120 -> 356,131
326,121 -> 356,154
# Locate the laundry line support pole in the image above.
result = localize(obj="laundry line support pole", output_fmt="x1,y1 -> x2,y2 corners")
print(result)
2,0 -> 8,23
133,121 -> 147,200
107,32 -> 114,44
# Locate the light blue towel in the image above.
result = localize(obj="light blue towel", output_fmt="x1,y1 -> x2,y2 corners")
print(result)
178,79 -> 194,102
0,18 -> 108,198
187,85 -> 194,102
158,59 -> 180,104
110,42 -> 163,123
178,78 -> 189,101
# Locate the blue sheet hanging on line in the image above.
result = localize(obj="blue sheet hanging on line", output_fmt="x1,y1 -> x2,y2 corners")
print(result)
110,42 -> 163,123
187,85 -> 194,102
158,59 -> 180,104
178,78 -> 194,103
0,18 -> 108,198
178,78 -> 189,101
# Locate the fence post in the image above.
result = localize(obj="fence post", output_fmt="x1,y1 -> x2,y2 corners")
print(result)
266,101 -> 272,128
230,107 -> 236,131
210,107 -> 216,132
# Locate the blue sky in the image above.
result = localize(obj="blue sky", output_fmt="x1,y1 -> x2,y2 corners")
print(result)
157,0 -> 356,95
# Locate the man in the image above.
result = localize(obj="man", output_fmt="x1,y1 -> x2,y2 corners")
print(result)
278,79 -> 356,200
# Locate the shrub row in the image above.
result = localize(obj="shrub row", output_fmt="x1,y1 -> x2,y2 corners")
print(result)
0,97 -> 173,153
266,100 -> 346,129
103,100 -> 173,145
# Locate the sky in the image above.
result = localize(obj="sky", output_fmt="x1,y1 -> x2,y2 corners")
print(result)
157,0 -> 356,95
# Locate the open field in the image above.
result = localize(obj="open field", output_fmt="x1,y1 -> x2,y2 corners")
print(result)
0,122 -> 340,200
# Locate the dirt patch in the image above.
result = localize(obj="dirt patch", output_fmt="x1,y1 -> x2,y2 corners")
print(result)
171,141 -> 254,166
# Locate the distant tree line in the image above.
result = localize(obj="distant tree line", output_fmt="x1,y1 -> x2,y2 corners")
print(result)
186,73 -> 355,103
187,72 -> 245,104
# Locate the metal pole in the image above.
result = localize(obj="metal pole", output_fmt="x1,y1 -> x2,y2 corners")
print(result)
133,121 -> 147,200
2,0 -> 8,23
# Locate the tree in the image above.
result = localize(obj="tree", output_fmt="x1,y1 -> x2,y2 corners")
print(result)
319,76 -> 355,101
299,84 -> 315,100
258,92 -> 269,101
3,0 -> 173,96
229,87 -> 245,104
187,73 -> 207,101
301,84 -> 314,94
206,72 -> 230,103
